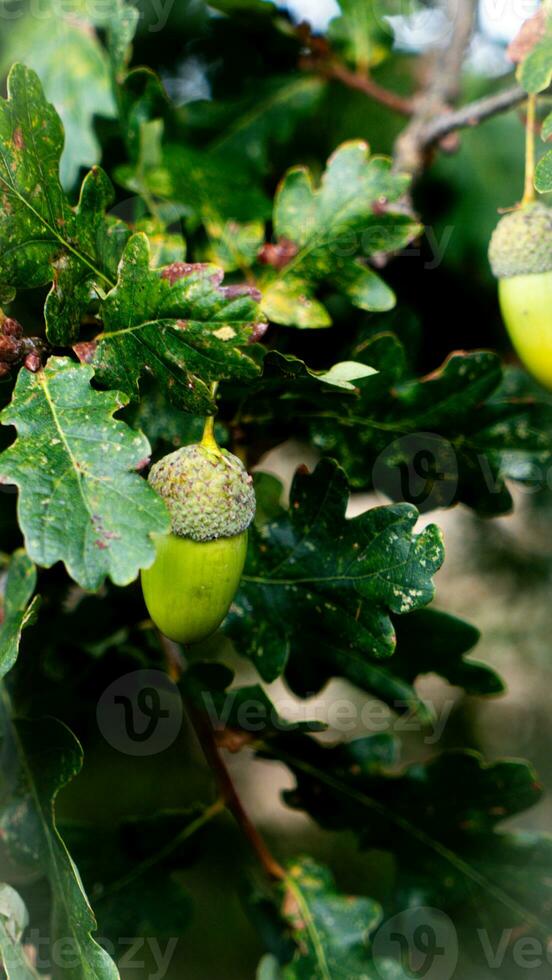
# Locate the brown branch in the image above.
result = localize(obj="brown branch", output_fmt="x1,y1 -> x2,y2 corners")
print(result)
157,629 -> 285,880
304,57 -> 415,116
421,83 -> 528,145
185,696 -> 286,881
393,0 -> 478,177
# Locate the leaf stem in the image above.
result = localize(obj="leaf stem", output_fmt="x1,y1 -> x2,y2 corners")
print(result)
262,742 -> 552,941
95,798 -> 225,903
522,94 -> 537,206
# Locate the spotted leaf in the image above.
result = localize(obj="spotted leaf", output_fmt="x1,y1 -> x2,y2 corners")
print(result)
0,357 -> 169,591
94,233 -> 266,413
0,64 -> 128,344
260,141 -> 421,328
226,459 -> 443,681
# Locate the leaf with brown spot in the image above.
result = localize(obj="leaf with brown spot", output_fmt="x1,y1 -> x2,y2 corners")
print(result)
93,233 -> 266,413
0,356 -> 168,590
0,65 -> 129,344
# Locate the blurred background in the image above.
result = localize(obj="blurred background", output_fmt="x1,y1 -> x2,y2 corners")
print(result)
1,0 -> 552,976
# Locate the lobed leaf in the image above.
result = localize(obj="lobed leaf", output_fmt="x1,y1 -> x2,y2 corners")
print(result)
226,459 -> 444,682
245,334 -> 552,515
94,233 -> 266,413
0,696 -> 119,979
0,357 -> 169,591
0,3 -> 117,188
0,550 -> 39,681
0,64 -> 129,343
260,141 -> 421,327
266,733 -> 552,964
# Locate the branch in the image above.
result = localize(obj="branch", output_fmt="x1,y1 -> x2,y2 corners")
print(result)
157,629 -> 285,881
394,0 -> 478,177
185,695 -> 286,881
303,57 -> 415,116
421,83 -> 527,145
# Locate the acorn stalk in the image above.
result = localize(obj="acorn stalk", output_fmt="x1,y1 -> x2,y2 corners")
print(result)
141,413 -> 255,644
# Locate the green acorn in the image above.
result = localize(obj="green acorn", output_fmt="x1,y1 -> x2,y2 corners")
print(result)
141,419 -> 255,644
488,202 -> 552,389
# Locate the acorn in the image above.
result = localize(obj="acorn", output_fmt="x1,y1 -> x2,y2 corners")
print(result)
488,202 -> 552,389
141,420 -> 255,644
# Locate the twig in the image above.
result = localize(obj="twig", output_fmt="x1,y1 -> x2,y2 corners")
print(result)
394,0 -> 477,177
421,83 -> 527,144
185,696 -> 286,881
159,632 -> 186,681
95,797 -> 225,902
157,629 -> 285,880
304,57 -> 415,116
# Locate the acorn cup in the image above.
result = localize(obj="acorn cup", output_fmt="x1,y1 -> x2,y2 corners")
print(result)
141,420 -> 255,644
488,202 -> 552,389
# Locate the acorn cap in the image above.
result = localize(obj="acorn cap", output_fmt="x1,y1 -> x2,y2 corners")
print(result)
488,202 -> 552,279
149,443 -> 256,542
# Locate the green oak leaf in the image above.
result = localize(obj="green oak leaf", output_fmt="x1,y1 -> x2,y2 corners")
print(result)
63,808 -> 209,950
271,858 -> 408,980
304,334 -> 552,515
0,884 -> 39,979
518,22 -> 552,94
535,148 -> 552,192
118,138 -> 270,225
0,550 -> 39,681
260,141 -> 421,327
0,64 -> 129,343
226,459 -> 444,681
268,734 -> 552,960
328,0 -> 390,70
285,606 -> 503,721
248,350 -> 378,394
94,233 -> 266,413
261,278 -> 331,329
189,74 -> 325,175
243,471 -> 500,716
0,357 -> 169,591
0,5 -> 117,189
0,695 -> 119,979
542,109 -> 552,141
